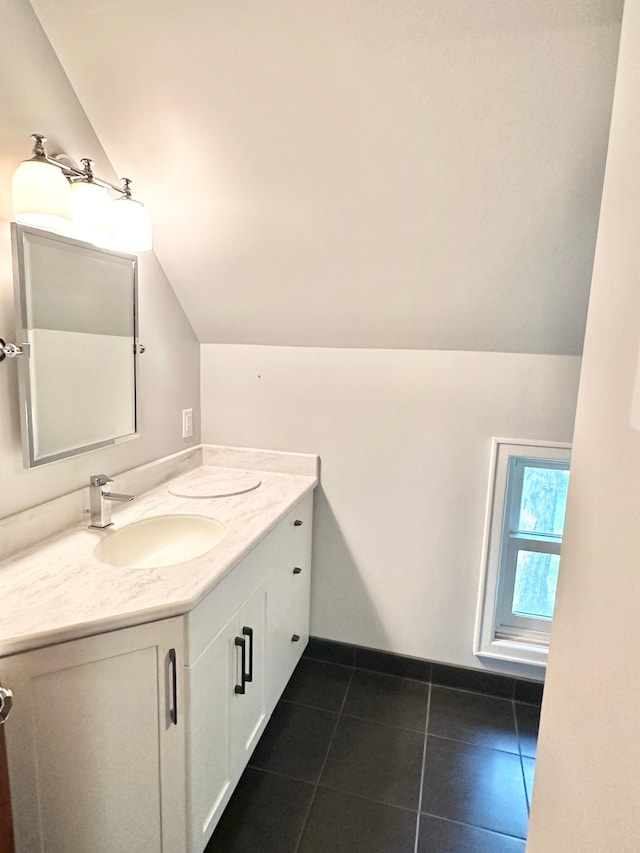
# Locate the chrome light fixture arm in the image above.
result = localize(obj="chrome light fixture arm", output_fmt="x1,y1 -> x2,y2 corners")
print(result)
26,134 -> 138,199
28,143 -> 133,201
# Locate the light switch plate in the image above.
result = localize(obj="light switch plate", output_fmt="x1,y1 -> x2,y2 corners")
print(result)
182,408 -> 193,438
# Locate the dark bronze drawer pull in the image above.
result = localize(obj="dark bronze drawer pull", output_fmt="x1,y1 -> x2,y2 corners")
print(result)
242,626 -> 254,683
169,648 -> 178,725
234,636 -> 247,694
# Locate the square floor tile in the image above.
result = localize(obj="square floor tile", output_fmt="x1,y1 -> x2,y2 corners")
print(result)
428,687 -> 519,753
282,658 -> 352,712
421,736 -> 529,839
515,702 -> 540,758
298,788 -> 416,853
417,815 -> 526,853
320,715 -> 424,810
522,757 -> 535,811
342,669 -> 429,731
206,767 -> 314,853
249,702 -> 337,783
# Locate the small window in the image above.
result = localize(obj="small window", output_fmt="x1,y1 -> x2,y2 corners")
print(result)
475,439 -> 571,668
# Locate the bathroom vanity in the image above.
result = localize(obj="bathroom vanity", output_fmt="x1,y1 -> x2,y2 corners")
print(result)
0,448 -> 317,852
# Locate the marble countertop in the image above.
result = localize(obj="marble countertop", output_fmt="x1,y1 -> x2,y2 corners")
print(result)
0,463 -> 317,657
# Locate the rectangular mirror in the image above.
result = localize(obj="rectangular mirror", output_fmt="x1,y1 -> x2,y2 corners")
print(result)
11,224 -> 139,468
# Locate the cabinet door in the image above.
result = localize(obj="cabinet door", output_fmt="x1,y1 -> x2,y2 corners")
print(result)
1,618 -> 185,853
184,617 -> 236,852
231,577 -> 268,777
266,493 -> 313,709
185,578 -> 268,851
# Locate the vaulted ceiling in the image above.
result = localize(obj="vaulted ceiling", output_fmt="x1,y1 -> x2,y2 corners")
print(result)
29,0 -> 623,353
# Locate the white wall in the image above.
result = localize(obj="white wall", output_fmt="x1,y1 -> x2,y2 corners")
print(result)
0,0 -> 201,519
202,345 -> 580,678
528,1 -> 640,848
30,0 -> 622,355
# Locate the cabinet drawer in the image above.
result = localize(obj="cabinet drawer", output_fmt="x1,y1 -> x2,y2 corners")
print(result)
267,588 -> 310,708
266,493 -> 313,631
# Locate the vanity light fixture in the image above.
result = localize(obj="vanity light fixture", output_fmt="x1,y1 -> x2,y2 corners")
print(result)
12,133 -> 152,253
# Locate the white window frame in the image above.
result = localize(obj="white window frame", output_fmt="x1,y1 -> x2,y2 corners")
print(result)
474,438 -> 571,668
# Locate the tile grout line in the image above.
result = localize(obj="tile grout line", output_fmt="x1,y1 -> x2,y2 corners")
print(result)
310,782 -> 424,815
420,810 -> 528,842
304,655 -> 431,688
306,647 -> 541,697
281,697 -> 428,736
305,653 -> 537,703
423,732 -> 522,757
293,664 -> 355,852
512,699 -> 532,815
305,652 -> 543,708
300,655 -> 355,672
413,682 -> 432,853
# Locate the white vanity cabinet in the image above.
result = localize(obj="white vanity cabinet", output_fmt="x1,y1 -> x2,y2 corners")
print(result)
0,617 -> 186,853
184,491 -> 313,852
1,489 -> 314,853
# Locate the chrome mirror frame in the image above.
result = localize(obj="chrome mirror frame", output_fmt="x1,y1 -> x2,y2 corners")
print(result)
9,223 -> 141,468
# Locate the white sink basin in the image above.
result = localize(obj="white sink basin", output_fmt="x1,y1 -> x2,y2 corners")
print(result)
94,514 -> 225,569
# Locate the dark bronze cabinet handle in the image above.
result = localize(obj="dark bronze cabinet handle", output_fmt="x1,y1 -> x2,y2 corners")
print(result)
294,519 -> 303,526
235,636 -> 247,694
293,567 -> 302,575
291,634 -> 301,642
242,626 -> 254,683
169,648 -> 178,725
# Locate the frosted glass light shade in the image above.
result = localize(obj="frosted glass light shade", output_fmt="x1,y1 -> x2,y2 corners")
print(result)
70,181 -> 113,248
111,196 -> 152,253
12,159 -> 71,229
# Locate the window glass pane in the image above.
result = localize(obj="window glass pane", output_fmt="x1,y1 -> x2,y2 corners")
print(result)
512,550 -> 560,619
518,465 -> 569,536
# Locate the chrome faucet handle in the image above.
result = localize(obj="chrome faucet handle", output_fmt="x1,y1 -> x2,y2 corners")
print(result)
90,474 -> 113,488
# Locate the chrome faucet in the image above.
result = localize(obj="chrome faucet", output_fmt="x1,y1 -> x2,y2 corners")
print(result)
89,474 -> 134,529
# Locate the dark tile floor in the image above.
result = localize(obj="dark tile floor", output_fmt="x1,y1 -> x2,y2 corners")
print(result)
206,651 -> 539,853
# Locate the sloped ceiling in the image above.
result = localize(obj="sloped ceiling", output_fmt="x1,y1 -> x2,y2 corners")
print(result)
29,0 -> 623,353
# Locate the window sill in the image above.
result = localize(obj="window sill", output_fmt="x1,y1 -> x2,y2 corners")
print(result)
475,637 -> 548,668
